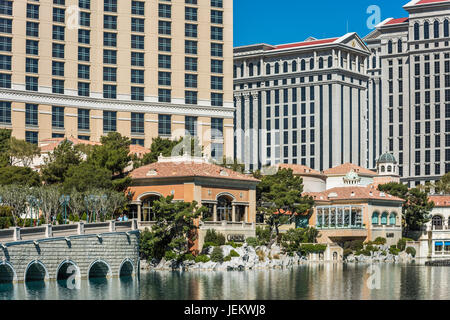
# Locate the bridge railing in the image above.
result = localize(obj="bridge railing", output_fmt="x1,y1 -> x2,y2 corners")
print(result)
0,219 -> 139,244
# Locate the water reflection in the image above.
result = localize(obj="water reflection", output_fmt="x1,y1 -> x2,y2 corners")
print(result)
0,264 -> 449,300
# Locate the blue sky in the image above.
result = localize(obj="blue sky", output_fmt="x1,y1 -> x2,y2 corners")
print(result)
233,0 -> 409,47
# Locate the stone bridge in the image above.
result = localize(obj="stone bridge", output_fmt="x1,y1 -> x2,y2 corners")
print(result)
0,220 -> 140,283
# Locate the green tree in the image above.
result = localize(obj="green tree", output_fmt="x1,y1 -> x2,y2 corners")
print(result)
218,157 -> 245,173
0,129 -> 12,167
36,185 -> 61,224
0,166 -> 40,187
378,182 -> 434,233
63,162 -> 113,192
257,168 -> 314,246
89,132 -> 131,175
434,172 -> 450,194
41,139 -> 82,184
137,137 -> 181,167
0,184 -> 28,226
142,195 -> 207,260
8,137 -> 41,167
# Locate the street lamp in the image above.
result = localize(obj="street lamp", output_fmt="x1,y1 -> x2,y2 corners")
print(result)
59,195 -> 70,225
27,196 -> 38,227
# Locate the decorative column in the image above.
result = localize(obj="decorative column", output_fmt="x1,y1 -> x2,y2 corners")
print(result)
232,204 -> 236,222
252,92 -> 259,170
244,206 -> 248,223
235,94 -> 243,163
137,203 -> 142,222
243,92 -> 251,171
213,204 -> 218,222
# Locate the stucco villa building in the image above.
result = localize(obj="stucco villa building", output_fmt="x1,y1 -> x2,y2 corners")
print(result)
127,154 -> 259,252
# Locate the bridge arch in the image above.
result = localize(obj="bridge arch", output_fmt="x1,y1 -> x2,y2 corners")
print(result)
0,261 -> 17,283
56,260 -> 81,281
88,259 -> 112,279
118,258 -> 135,277
24,260 -> 49,283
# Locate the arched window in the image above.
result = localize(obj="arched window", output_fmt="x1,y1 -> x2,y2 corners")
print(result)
381,212 -> 388,225
217,195 -> 233,221
424,21 -> 430,39
141,195 -> 160,221
387,165 -> 392,172
328,56 -> 332,68
372,212 -> 379,225
389,213 -> 396,225
434,20 -> 440,38
274,62 -> 279,74
283,61 -> 288,73
388,40 -> 393,54
444,19 -> 449,37
292,60 -> 297,72
300,59 -> 306,71
414,23 -> 420,40
266,63 -> 271,75
248,63 -> 254,77
310,58 -> 314,70
398,39 -> 402,53
381,165 -> 385,173
319,57 -> 324,69
432,215 -> 443,228
240,64 -> 244,77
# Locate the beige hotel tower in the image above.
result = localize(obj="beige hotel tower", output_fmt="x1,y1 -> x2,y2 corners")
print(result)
0,0 -> 233,160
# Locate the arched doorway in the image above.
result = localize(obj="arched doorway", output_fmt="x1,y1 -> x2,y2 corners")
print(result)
0,262 -> 16,283
217,195 -> 232,222
119,259 -> 134,278
88,260 -> 111,279
332,252 -> 338,261
24,261 -> 48,283
432,215 -> 443,230
141,195 -> 160,221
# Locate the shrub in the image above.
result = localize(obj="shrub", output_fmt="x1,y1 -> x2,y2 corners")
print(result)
246,237 -> 259,247
229,249 -> 240,257
299,244 -> 327,255
355,249 -> 371,256
164,250 -> 177,261
81,212 -> 88,221
343,248 -> 353,257
204,229 -> 226,246
397,238 -> 414,251
373,237 -> 387,245
68,214 -> 75,222
365,244 -> 377,252
56,213 -> 64,225
210,246 -> 224,263
389,245 -> 400,255
183,253 -> 195,261
203,241 -> 218,248
223,255 -> 232,262
273,253 -> 280,260
256,250 -> 265,261
381,251 -> 387,256
195,254 -> 210,263
256,226 -> 271,245
226,241 -> 242,248
405,247 -> 416,257
343,240 -> 364,252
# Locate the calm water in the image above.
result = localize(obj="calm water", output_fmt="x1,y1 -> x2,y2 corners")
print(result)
1,263 -> 449,300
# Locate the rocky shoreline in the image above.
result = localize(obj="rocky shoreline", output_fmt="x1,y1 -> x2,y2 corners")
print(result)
139,243 -> 416,272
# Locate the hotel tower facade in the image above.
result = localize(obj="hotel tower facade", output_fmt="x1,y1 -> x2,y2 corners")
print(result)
0,0 -> 234,160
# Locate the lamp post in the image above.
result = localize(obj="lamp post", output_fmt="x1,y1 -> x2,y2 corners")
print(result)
59,195 -> 70,225
27,196 -> 37,227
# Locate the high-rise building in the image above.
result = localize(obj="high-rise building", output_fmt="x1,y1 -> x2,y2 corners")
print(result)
233,33 -> 371,171
365,0 -> 450,186
0,0 -> 234,160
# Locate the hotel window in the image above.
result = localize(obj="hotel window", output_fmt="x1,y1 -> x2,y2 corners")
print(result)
211,43 -> 223,57
54,0 -> 65,5
52,106 -> 64,128
53,25 -> 64,41
185,24 -> 197,38
0,54 -> 10,70
185,91 -> 197,105
26,76 -> 38,91
211,143 -> 223,160
185,57 -> 197,71
0,36 -> 11,52
185,74 -> 197,88
25,131 -> 38,145
0,101 -> 10,124
158,89 -> 171,103
132,52 -> 144,67
186,0 -> 197,4
104,32 -> 117,47
0,18 -> 12,34
158,71 -> 171,86
78,64 -> 90,79
104,15 -> 117,30
132,18 -> 145,33
211,76 -> 223,90
211,118 -> 223,140
79,0 -> 90,9
103,67 -> 116,82
211,0 -> 223,8
211,10 -> 223,24
159,4 -> 171,18
78,47 -> 90,62
52,61 -> 64,76
158,54 -> 171,69
0,1 -> 12,15
78,108 -> 90,130
28,4 -> 39,20
78,82 -> 89,97
103,84 -> 116,99
185,40 -> 197,54
25,104 -> 38,127
78,29 -> 90,44
103,111 -> 117,132
131,86 -> 144,101
80,12 -> 90,27
131,70 -> 144,84
103,49 -> 117,64
78,135 -> 89,141
53,8 -> 65,23
211,59 -> 223,73
185,7 -> 197,21
158,38 -> 171,52
445,20 -> 449,37
158,114 -> 171,136
104,0 -> 117,12
185,116 -> 197,136
131,139 -> 144,147
159,21 -> 171,35
0,73 -> 10,88
53,43 -> 64,58
132,1 -> 144,15
211,93 -> 223,106
131,113 -> 144,134
211,27 -> 223,40
131,35 -> 144,49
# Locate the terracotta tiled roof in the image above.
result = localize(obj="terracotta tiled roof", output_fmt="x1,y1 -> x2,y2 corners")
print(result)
323,163 -> 377,176
129,145 -> 150,157
385,18 -> 409,25
277,163 -> 323,176
429,195 -> 450,207
272,37 -> 339,51
305,186 -> 404,202
130,161 -> 260,182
